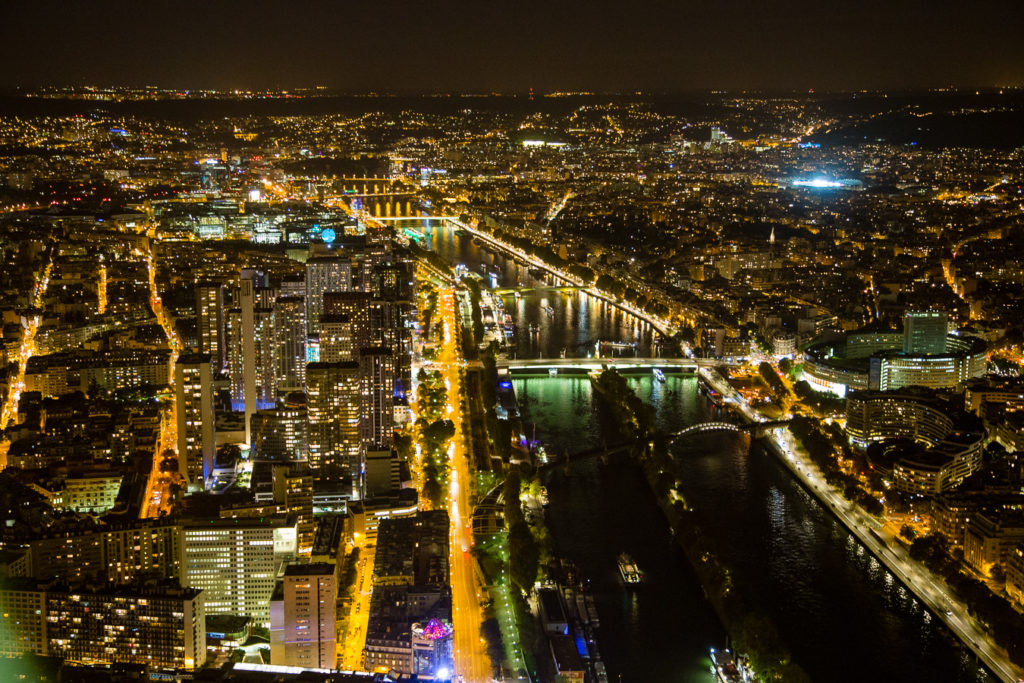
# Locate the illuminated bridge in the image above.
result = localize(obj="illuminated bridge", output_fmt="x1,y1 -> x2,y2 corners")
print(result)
498,357 -> 710,374
492,286 -> 586,295
670,419 -> 791,440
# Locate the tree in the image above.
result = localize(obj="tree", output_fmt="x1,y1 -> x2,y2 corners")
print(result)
732,612 -> 789,680
508,520 -> 540,591
480,617 -> 504,674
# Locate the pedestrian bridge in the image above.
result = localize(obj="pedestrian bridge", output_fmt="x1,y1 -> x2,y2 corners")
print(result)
670,419 -> 791,440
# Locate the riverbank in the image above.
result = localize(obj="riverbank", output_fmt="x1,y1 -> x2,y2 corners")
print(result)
592,368 -> 808,682
440,217 -> 674,337
696,364 -> 1022,682
762,430 -> 1023,683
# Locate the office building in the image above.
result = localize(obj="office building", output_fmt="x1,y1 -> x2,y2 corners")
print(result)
903,310 -> 949,355
176,353 -> 215,487
803,328 -> 986,396
359,347 -> 395,451
323,291 -> 371,351
274,296 -> 306,391
365,448 -> 401,498
226,306 -> 244,409
320,314 -> 354,363
305,256 -> 352,341
272,464 -> 315,556
250,407 -> 308,462
196,282 -> 226,371
269,563 -> 337,669
255,305 -> 277,408
306,361 -> 362,474
180,515 -> 297,625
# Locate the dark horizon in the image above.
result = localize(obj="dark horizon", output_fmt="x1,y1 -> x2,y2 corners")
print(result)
2,0 -> 1022,93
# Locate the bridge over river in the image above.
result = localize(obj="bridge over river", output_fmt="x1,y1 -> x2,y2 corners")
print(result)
499,356 -> 719,374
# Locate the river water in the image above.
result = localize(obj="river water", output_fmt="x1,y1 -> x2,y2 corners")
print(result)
418,221 -> 994,683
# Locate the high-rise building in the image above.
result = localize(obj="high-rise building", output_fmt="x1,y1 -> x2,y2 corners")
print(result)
273,464 -> 315,556
226,306 -> 244,409
305,256 -> 352,342
176,353 -> 215,487
320,314 -> 354,363
0,578 -> 207,670
195,282 -> 226,371
250,407 -> 308,462
359,347 -> 395,451
0,579 -> 47,658
180,515 -> 297,625
255,306 -> 277,408
274,296 -> 306,391
269,563 -> 338,669
228,275 -> 267,443
323,291 -> 371,351
903,310 -> 949,355
306,361 -> 361,474
49,582 -> 206,669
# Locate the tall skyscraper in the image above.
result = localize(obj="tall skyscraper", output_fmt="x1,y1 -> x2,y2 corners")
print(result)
274,295 -> 306,391
255,305 -> 277,408
306,361 -> 361,474
269,563 -> 337,669
195,282 -> 226,371
227,274 -> 270,444
305,256 -> 352,341
226,306 -> 244,408
359,347 -> 395,451
176,353 -> 215,487
904,310 -> 949,355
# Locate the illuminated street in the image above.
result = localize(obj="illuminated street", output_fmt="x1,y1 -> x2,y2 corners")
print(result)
2,40 -> 1024,682
340,551 -> 374,670
433,287 -> 491,682
0,259 -> 52,467
140,241 -> 182,519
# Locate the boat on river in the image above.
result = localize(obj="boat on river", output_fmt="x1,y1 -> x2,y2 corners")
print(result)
617,552 -> 643,586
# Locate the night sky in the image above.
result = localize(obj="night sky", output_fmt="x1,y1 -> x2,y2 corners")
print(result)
1,0 -> 1022,92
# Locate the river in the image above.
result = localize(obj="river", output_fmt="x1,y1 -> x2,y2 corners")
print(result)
417,220 -> 994,683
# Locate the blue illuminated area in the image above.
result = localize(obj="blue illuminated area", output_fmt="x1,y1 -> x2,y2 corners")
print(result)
320,227 -> 336,244
791,177 -> 863,190
793,177 -> 844,188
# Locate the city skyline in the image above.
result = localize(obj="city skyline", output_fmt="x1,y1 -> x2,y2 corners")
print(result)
2,16 -> 1024,681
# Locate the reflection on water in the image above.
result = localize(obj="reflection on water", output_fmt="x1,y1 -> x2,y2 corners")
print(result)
418,221 -> 657,359
420,220 -> 993,683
